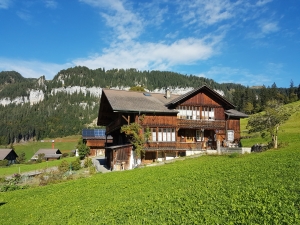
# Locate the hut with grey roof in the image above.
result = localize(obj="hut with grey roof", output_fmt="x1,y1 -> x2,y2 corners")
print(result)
31,149 -> 62,161
0,149 -> 18,165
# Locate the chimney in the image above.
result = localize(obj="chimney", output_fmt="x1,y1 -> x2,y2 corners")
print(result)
165,87 -> 171,99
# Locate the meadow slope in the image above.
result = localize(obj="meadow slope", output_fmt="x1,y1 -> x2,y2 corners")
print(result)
0,147 -> 299,224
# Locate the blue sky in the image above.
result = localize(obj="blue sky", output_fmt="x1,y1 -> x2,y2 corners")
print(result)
0,0 -> 299,88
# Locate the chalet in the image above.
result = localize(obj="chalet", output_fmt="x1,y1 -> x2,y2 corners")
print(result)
97,85 -> 248,171
31,149 -> 62,161
0,149 -> 18,164
82,129 -> 113,156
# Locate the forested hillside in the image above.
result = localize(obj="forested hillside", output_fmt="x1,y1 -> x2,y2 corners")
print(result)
0,67 -> 299,145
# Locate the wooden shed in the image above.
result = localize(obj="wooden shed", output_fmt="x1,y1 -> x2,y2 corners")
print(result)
31,149 -> 62,161
0,149 -> 18,164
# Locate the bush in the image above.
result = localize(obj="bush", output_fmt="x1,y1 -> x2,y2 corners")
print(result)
89,166 -> 97,175
0,173 -> 28,192
36,153 -> 45,163
83,157 -> 93,168
62,153 -> 69,158
58,160 -> 70,173
0,159 -> 8,167
71,158 -> 81,171
16,152 -> 26,164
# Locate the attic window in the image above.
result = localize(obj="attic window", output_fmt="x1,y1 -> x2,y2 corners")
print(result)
143,92 -> 151,96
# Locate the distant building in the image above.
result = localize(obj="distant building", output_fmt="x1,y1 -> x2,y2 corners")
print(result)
0,149 -> 18,164
82,129 -> 113,156
31,149 -> 62,161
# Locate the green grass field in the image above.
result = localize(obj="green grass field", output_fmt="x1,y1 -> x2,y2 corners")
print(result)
0,103 -> 300,224
1,135 -> 80,160
0,136 -> 80,176
0,157 -> 75,177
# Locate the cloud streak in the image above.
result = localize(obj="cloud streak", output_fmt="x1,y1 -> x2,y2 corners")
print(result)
73,36 -> 219,72
0,58 -> 72,80
0,0 -> 12,9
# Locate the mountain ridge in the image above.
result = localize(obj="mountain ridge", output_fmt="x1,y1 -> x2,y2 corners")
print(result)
0,66 -> 298,145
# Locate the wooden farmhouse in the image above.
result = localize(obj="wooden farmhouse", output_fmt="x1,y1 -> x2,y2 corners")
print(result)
0,149 -> 18,164
97,85 -> 248,171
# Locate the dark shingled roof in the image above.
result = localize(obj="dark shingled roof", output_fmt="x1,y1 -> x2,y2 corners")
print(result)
103,89 -> 179,113
225,109 -> 249,118
0,149 -> 17,160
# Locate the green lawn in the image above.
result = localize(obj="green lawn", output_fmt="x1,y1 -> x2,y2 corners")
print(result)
0,157 -> 75,177
1,135 -> 80,160
0,147 -> 299,224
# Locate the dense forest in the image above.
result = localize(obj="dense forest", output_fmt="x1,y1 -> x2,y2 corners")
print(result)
0,67 -> 299,145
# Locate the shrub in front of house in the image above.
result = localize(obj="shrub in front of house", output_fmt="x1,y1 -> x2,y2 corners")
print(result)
0,159 -> 8,167
58,160 -> 70,173
62,153 -> 69,158
71,158 -> 81,171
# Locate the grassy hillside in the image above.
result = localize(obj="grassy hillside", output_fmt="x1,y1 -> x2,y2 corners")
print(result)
0,136 -> 80,176
1,135 -> 80,161
240,100 -> 300,148
0,102 -> 299,224
0,148 -> 299,224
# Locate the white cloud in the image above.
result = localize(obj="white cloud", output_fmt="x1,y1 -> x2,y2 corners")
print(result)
0,0 -> 12,9
178,0 -> 239,26
44,0 -> 58,9
80,0 -> 143,41
0,58 -> 72,79
73,37 -> 218,71
256,0 -> 273,7
16,10 -> 32,21
260,21 -> 279,34
203,66 -> 272,86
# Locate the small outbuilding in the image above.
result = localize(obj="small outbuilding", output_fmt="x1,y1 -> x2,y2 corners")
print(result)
0,149 -> 18,164
82,129 -> 113,156
31,149 -> 62,161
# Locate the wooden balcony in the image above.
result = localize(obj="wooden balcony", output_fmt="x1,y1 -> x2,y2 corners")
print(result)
107,117 -> 226,134
144,141 -> 212,151
177,119 -> 226,129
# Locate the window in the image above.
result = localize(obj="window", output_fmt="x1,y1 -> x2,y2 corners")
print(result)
202,107 -> 215,120
152,128 -> 156,141
227,130 -> 234,142
196,130 -> 204,141
149,128 -> 175,142
177,106 -> 200,120
158,128 -> 162,141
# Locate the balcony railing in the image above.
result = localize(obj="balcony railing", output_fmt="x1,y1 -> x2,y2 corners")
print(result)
177,119 -> 226,129
144,141 -> 212,151
107,117 -> 226,134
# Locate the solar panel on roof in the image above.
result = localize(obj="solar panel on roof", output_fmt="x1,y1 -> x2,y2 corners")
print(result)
82,129 -> 106,138
143,92 -> 151,96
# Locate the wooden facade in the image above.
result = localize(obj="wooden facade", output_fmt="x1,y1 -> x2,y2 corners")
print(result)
82,129 -> 113,156
97,85 -> 248,170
